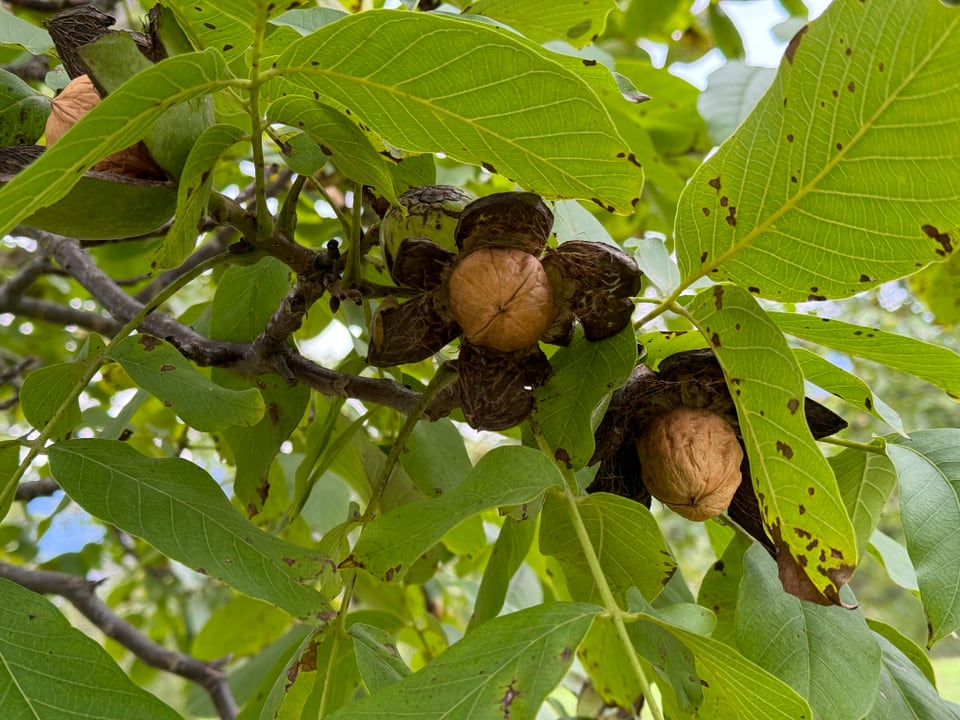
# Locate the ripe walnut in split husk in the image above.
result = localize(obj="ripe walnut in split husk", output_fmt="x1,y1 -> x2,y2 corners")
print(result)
366,190 -> 642,430
636,406 -> 743,521
589,348 -> 849,603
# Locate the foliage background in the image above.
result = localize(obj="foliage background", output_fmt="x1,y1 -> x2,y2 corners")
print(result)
1,0 -> 959,718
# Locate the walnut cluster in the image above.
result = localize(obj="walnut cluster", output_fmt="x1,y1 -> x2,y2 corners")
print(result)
366,188 -> 643,430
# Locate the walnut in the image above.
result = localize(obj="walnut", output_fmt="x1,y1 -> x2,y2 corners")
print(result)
635,406 -> 743,521
45,74 -> 162,179
448,246 -> 555,352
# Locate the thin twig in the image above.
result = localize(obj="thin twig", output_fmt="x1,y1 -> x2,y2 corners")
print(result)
15,478 -> 61,501
0,562 -> 239,720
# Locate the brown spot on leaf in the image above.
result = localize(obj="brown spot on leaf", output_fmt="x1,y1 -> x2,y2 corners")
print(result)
702,207 -> 710,216
776,441 -> 794,459
710,332 -> 721,348
138,335 -> 162,351
482,162 -> 498,174
701,251 -> 709,262
865,397 -> 873,411
627,152 -> 642,168
787,133 -> 794,142
725,207 -> 737,226
798,505 -> 806,515
831,548 -> 844,560
555,448 -> 572,469
748,286 -> 760,293
713,285 -> 724,309
806,539 -> 819,551
809,294 -> 827,301
859,274 -> 872,282
159,364 -> 175,371
282,556 -> 295,566
785,25 -> 808,64
847,81 -> 855,92
720,196 -> 729,207
836,142 -> 843,151
268,402 -> 281,427
499,680 -> 521,718
787,398 -> 800,414
708,176 -> 721,191
921,224 -> 954,255
384,564 -> 402,582
807,486 -> 815,495
878,62 -> 885,71
582,58 -> 597,66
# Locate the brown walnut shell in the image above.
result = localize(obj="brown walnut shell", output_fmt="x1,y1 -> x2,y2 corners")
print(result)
46,75 -> 163,179
448,247 -> 555,352
636,406 -> 743,521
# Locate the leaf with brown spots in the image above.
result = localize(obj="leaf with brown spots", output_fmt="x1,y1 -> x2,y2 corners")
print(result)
689,286 -> 857,604
325,603 -> 597,720
109,334 -> 265,432
676,0 -> 960,300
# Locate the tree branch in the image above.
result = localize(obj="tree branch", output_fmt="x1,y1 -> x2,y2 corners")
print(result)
15,477 -> 61,501
11,229 -> 450,417
0,562 -> 239,720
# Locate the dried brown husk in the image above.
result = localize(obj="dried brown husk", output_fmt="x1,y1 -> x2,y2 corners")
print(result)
454,192 -> 552,255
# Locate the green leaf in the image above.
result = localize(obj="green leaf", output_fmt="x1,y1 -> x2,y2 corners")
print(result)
0,7 -> 53,54
866,627 -> 959,720
830,444 -> 898,556
0,68 -> 49,145
532,324 -> 636,469
539,491 -> 675,604
631,235 -> 681,294
209,259 -> 308,514
350,623 -> 411,693
696,533 -> 752,645
350,445 -> 562,582
80,33 -> 215,179
676,1 -> 960,300
272,10 -> 643,213
327,603 -> 598,720
577,616 -> 647,710
462,0 -> 617,48
261,624 -> 360,719
867,619 -> 938,688
267,96 -> 401,204
793,348 -> 904,434
627,588 -> 813,720
698,60 -> 776,143
0,442 -> 18,521
165,0 -> 302,62
910,251 -> 960,327
888,430 -> 960,646
271,7 -> 348,34
153,123 -> 245,271
109,334 -> 265,432
637,330 -> 709,369
868,529 -> 919,592
47,438 -> 333,620
399,417 -> 473,497
0,50 -> 233,238
192,595 -> 292,660
469,516 -> 536,630
735,546 -> 882,720
19,362 -> 86,440
689,285 -> 857,602
0,578 -> 181,719
773,312 -> 960,397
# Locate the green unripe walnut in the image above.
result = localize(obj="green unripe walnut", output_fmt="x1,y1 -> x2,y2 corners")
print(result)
380,185 -> 475,274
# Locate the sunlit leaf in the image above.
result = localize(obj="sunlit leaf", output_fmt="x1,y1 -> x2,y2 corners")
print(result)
735,547 -> 881,720
350,445 -> 562,581
689,285 -> 857,603
910,251 -> 960,327
267,96 -> 402,205
327,603 -> 598,720
793,348 -> 904,434
19,362 -> 85,440
399,417 -> 473,497
888,430 -> 960,646
0,50 -> 234,238
272,10 -> 643,213
48,439 -> 333,619
773,312 -> 960,397
696,533 -> 751,645
0,578 -> 181,719
462,0 -> 616,48
868,529 -> 919,592
698,60 -> 776,143
153,123 -> 245,271
109,334 -> 265,432
540,490 -> 675,604
677,1 -> 960,300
